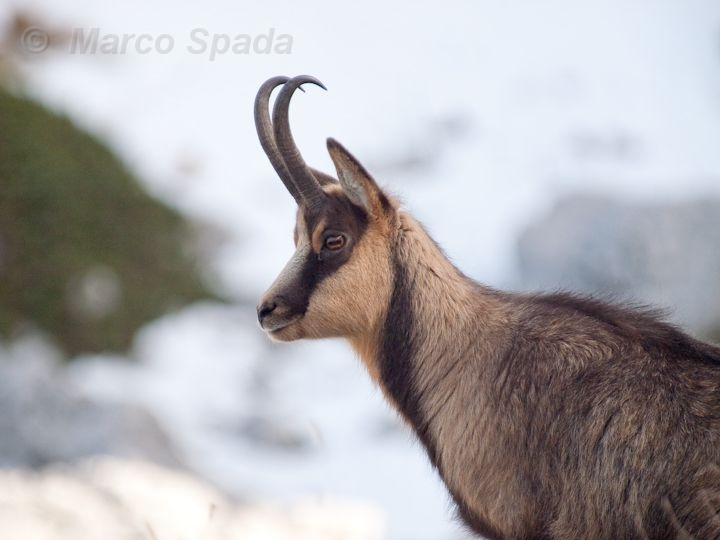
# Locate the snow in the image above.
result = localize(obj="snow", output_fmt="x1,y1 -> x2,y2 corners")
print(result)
67,304 -> 461,539
0,457 -> 386,540
4,0 -> 720,538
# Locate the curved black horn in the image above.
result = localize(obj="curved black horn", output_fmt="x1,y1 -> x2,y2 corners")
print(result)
254,76 -> 303,203
272,75 -> 327,209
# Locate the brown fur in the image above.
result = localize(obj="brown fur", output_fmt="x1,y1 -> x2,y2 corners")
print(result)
257,101 -> 720,539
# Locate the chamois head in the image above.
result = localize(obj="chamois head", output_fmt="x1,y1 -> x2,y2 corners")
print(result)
255,75 -> 398,342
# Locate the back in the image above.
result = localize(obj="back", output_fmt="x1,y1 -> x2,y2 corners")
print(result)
494,292 -> 720,538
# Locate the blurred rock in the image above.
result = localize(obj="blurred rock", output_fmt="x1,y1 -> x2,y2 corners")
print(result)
0,457 -> 386,540
238,414 -> 315,453
0,340 -> 181,468
516,194 -> 720,339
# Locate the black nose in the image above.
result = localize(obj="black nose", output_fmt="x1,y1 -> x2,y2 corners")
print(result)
257,300 -> 277,323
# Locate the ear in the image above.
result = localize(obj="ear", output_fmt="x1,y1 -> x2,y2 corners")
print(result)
309,167 -> 338,187
327,138 -> 385,217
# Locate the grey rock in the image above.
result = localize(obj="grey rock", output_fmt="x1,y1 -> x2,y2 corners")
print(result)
516,194 -> 720,338
235,414 -> 316,452
0,341 -> 181,468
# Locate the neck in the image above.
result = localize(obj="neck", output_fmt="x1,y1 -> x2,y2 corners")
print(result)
349,213 -> 504,444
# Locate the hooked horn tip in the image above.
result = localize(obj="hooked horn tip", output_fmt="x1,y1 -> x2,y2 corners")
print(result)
293,74 -> 327,92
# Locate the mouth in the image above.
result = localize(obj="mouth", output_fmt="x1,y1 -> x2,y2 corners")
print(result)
261,313 -> 303,334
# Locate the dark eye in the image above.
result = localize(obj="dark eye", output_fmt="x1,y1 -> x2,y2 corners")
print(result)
324,234 -> 346,251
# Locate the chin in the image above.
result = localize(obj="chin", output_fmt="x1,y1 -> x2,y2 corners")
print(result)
268,324 -> 305,342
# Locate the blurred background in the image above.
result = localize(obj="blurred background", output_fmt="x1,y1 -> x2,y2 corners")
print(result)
1,1 -> 719,539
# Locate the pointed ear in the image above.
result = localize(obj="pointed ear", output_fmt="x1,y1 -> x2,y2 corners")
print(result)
327,138 -> 384,216
309,167 -> 338,187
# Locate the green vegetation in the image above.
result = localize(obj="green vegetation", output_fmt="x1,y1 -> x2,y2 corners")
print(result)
0,88 -> 215,357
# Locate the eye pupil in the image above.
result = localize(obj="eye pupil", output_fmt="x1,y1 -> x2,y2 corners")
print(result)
325,235 -> 345,250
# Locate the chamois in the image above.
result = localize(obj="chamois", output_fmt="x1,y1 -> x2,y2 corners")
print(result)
254,75 -> 720,539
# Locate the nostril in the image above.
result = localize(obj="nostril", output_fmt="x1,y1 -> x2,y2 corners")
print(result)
257,301 -> 277,323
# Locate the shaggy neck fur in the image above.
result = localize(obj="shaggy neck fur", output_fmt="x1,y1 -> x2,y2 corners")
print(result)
351,213 -> 505,458
349,212 -> 513,536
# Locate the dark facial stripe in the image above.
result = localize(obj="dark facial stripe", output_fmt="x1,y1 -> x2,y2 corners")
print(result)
379,251 -> 440,467
280,194 -> 370,317
281,242 -> 350,317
